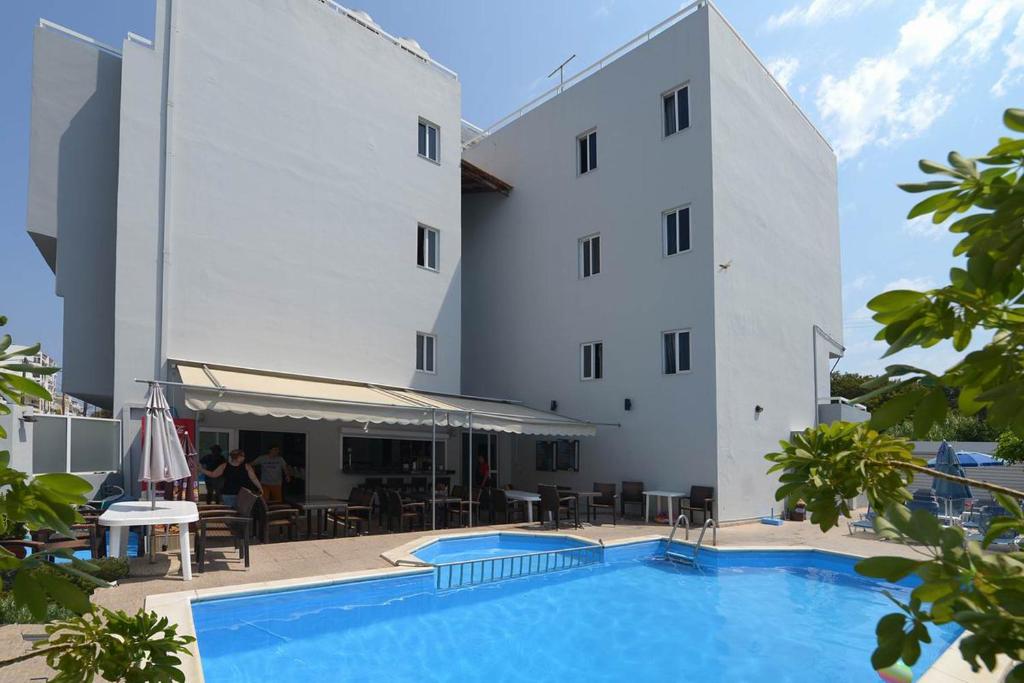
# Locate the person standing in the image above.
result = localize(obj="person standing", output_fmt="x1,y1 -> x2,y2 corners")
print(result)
476,453 -> 491,488
253,445 -> 291,504
202,449 -> 261,507
200,444 -> 226,504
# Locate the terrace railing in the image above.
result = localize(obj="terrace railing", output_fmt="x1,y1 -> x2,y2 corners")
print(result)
434,543 -> 604,590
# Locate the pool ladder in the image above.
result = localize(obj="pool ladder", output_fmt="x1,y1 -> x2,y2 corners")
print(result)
665,515 -> 716,567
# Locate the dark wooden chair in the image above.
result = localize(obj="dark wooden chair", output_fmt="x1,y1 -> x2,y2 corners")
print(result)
680,485 -> 715,524
196,488 -> 257,572
383,490 -> 424,532
590,483 -> 618,525
447,485 -> 480,527
254,497 -> 299,543
338,487 -> 373,535
621,481 -> 645,518
538,485 -> 576,529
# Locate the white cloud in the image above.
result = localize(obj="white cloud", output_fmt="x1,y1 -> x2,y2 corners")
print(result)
902,214 -> 949,240
883,276 -> 937,291
815,0 -> 1023,160
844,273 -> 874,292
765,0 -> 886,30
766,57 -> 800,89
993,12 -> 1024,95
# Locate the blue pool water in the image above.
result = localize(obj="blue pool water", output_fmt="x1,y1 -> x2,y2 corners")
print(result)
193,541 -> 962,682
412,532 -> 590,564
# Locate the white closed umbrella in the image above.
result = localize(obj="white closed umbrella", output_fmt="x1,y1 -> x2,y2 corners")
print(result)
140,382 -> 190,509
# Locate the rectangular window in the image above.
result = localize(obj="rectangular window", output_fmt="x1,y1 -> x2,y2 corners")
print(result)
580,234 -> 601,278
663,85 -> 690,137
418,120 -> 439,162
416,333 -> 436,373
663,207 -> 691,256
663,329 -> 691,375
417,224 -> 439,271
535,439 -> 581,472
577,129 -> 597,174
581,341 -> 603,380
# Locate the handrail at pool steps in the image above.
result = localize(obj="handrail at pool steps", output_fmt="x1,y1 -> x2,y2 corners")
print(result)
434,541 -> 605,590
665,515 -> 716,568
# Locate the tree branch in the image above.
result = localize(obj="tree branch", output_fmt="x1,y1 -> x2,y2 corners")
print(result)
887,460 -> 1024,499
0,644 -> 59,669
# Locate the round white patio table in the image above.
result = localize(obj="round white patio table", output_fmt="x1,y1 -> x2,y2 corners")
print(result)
643,490 -> 686,524
505,489 -> 541,522
98,500 -> 199,581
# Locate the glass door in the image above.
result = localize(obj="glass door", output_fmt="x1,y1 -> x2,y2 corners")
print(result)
462,433 -> 498,488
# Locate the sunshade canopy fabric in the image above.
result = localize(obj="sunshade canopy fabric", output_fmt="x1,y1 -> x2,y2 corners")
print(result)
175,362 -> 596,438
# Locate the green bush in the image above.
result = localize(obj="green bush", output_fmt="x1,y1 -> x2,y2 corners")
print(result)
996,431 -> 1024,464
87,557 -> 130,583
888,412 -> 1000,442
0,592 -> 74,625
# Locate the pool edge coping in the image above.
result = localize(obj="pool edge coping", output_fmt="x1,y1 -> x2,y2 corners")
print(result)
145,535 -> 1005,683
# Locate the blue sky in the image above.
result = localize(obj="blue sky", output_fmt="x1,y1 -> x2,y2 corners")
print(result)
2,0 -> 1022,378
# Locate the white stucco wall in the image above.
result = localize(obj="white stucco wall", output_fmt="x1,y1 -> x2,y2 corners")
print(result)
27,25 -> 121,407
160,0 -> 462,392
707,8 -> 842,521
463,9 -> 719,497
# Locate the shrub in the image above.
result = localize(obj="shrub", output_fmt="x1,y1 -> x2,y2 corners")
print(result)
995,431 -> 1024,464
0,592 -> 74,625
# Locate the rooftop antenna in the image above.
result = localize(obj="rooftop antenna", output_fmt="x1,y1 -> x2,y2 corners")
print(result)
547,54 -> 576,92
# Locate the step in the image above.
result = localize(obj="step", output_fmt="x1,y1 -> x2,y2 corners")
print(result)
665,550 -> 695,565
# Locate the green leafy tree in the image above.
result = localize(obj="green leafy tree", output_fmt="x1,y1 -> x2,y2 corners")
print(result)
996,431 -> 1024,464
0,317 -> 193,680
767,109 -> 1024,680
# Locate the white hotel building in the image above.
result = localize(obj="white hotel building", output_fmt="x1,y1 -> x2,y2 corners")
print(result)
25,0 -> 842,522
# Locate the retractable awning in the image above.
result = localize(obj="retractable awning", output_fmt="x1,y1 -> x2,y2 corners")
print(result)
173,361 -> 596,438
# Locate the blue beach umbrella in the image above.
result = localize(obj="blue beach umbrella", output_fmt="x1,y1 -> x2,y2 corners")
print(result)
930,441 -> 971,502
927,450 -> 1004,468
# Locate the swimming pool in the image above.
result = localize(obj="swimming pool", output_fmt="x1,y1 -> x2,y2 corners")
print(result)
192,540 -> 961,682
411,531 -> 590,564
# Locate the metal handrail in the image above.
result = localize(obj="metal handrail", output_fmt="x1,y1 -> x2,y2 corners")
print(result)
693,518 -> 717,563
666,513 -> 690,553
434,542 -> 604,590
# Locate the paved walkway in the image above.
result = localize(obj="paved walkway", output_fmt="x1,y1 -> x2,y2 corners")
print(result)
0,516 -> 973,682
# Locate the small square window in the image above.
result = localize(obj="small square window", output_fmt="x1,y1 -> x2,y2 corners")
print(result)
577,129 -> 597,174
663,329 -> 691,375
417,224 -> 440,271
416,332 -> 436,373
580,234 -> 601,278
581,341 -> 603,381
663,207 -> 691,257
418,119 -> 439,162
663,85 -> 690,137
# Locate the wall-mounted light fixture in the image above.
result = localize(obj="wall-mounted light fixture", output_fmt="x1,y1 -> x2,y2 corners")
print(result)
550,400 -> 558,412
624,398 -> 632,411
755,405 -> 764,416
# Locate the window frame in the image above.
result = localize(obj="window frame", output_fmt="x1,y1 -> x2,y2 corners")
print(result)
662,205 -> 692,258
415,332 -> 437,374
579,233 -> 601,279
580,340 -> 604,381
662,84 -> 690,138
417,224 -> 440,272
577,128 -> 598,175
662,328 -> 692,376
535,439 -> 581,472
418,118 -> 440,163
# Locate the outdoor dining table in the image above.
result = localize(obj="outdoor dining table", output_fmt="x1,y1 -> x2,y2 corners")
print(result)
286,495 -> 349,539
412,495 -> 462,528
505,489 -> 541,522
98,500 -> 199,581
643,490 -> 687,524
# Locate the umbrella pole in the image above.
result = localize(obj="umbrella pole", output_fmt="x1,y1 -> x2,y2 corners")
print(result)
431,409 -> 436,531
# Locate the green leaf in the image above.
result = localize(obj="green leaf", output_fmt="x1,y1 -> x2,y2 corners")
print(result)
868,290 -> 927,313
913,389 -> 948,438
870,389 -> 926,431
918,159 -> 955,175
856,556 -> 922,582
897,181 -> 960,193
1005,108 -> 1024,132
2,374 -> 52,401
13,570 -> 47,622
35,571 -> 90,614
